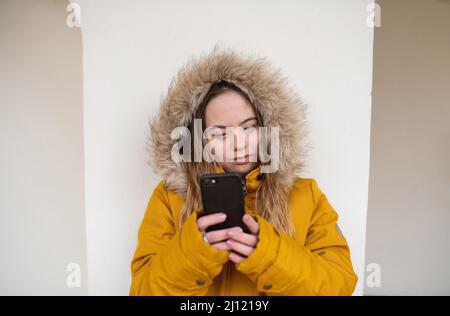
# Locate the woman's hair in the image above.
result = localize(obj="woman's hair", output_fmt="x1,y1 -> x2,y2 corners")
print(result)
178,80 -> 295,236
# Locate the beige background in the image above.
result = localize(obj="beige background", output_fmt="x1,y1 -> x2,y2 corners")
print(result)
5,0 -> 450,296
365,0 -> 450,295
0,0 -> 87,295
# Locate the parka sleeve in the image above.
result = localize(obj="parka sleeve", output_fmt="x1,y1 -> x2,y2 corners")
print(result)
236,179 -> 358,295
129,181 -> 229,296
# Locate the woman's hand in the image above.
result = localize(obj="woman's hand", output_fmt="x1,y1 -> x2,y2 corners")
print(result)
226,214 -> 259,263
196,212 -> 260,263
197,212 -> 244,252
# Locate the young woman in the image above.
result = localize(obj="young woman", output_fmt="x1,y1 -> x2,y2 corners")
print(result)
130,48 -> 358,296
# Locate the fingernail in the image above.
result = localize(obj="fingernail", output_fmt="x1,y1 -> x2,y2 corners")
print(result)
219,213 -> 227,219
228,231 -> 234,236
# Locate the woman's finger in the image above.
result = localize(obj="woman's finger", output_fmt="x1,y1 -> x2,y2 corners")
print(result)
226,239 -> 254,257
243,214 -> 259,235
197,212 -> 227,232
205,226 -> 242,244
229,251 -> 246,264
227,230 -> 258,247
211,241 -> 232,251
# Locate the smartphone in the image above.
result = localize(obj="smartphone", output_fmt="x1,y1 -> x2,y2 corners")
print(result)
199,172 -> 249,233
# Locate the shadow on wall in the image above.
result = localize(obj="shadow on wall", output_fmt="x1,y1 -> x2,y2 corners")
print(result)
365,0 -> 450,296
0,0 -> 87,295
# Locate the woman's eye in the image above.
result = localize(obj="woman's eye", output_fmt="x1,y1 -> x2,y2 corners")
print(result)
243,126 -> 256,132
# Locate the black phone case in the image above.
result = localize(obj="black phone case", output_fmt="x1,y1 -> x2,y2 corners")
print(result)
199,173 -> 248,233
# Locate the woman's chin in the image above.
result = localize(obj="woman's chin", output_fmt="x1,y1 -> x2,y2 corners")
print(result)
221,161 -> 258,176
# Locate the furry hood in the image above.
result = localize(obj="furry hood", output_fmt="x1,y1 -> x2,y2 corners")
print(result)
148,47 -> 308,197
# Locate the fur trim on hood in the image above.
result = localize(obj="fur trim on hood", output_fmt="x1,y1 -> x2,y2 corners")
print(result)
148,46 -> 308,201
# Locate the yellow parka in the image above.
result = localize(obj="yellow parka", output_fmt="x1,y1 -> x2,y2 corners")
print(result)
130,47 -> 358,296
130,164 -> 357,295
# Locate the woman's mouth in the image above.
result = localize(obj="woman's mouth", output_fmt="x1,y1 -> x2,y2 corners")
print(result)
234,155 -> 250,164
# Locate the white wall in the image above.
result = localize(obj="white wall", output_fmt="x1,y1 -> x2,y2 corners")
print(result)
0,0 -> 87,295
77,0 -> 373,295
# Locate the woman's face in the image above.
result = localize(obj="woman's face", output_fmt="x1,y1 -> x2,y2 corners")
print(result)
204,90 -> 260,176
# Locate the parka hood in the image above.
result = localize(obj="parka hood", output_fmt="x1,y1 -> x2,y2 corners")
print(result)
148,47 -> 308,197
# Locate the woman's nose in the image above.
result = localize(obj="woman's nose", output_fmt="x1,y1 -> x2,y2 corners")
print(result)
233,128 -> 247,151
